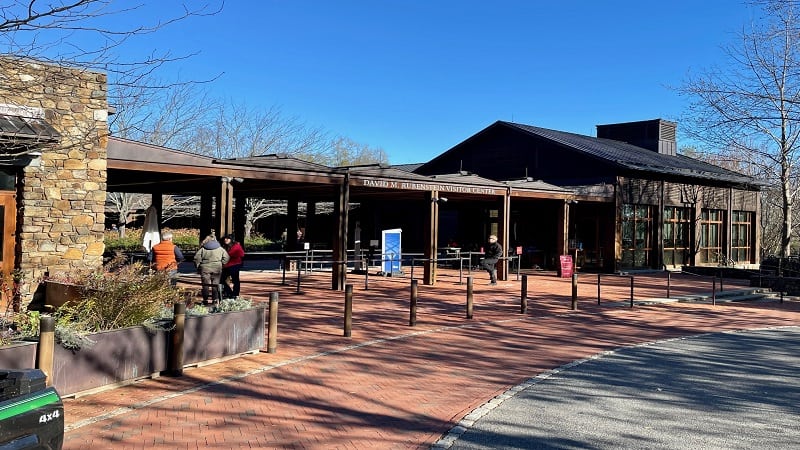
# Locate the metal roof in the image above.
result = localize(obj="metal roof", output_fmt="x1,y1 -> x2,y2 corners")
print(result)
0,114 -> 61,148
501,121 -> 757,186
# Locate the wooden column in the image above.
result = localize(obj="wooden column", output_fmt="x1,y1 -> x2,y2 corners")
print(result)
423,191 -> 439,286
306,201 -> 316,244
200,193 -> 213,243
234,191 -> 246,243
498,191 -> 510,281
216,177 -> 233,238
332,174 -> 350,290
287,197 -> 299,250
557,200 -> 569,262
151,192 -> 163,224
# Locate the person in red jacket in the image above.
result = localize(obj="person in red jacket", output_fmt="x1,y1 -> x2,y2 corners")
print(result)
221,234 -> 245,298
149,231 -> 184,287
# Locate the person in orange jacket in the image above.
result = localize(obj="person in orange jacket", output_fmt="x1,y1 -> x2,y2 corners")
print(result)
149,230 -> 184,287
221,234 -> 245,298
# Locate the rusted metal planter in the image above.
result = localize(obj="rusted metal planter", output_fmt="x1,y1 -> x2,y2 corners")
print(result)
183,306 -> 266,365
0,340 -> 37,369
51,325 -> 170,396
1,306 -> 266,397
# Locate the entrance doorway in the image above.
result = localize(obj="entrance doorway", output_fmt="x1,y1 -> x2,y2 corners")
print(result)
0,191 -> 16,307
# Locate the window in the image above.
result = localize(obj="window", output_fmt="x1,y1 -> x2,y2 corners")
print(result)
730,211 -> 752,263
663,206 -> 690,266
621,204 -> 652,268
699,209 -> 724,264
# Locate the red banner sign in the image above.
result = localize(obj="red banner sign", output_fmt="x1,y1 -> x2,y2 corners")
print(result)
559,255 -> 573,278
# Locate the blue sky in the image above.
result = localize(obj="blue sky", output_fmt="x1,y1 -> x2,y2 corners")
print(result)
102,1 -> 756,163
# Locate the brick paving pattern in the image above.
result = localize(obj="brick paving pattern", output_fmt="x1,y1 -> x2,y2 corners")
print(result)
61,269 -> 800,449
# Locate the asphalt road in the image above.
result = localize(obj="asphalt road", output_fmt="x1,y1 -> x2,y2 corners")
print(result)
440,327 -> 800,450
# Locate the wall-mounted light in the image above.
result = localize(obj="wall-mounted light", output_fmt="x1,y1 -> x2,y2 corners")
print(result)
233,177 -> 244,183
432,197 -> 448,203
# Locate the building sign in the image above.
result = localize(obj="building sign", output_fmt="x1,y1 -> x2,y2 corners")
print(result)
359,179 -> 502,195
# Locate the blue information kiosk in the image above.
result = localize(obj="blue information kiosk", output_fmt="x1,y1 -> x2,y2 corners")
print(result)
381,228 -> 402,276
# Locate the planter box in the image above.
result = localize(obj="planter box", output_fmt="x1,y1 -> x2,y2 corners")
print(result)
0,341 -> 37,369
184,306 -> 266,365
0,305 -> 266,397
51,326 -> 169,396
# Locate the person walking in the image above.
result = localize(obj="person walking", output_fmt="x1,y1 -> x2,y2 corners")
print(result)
221,234 -> 245,298
149,230 -> 184,287
194,235 -> 230,307
481,234 -> 503,285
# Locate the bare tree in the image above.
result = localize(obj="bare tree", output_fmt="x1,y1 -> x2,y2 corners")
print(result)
188,101 -> 329,159
106,192 -> 149,237
680,1 -> 800,257
316,136 -> 388,167
1,1 -> 222,74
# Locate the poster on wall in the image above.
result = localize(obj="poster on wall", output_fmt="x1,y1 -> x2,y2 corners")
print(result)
381,228 -> 402,276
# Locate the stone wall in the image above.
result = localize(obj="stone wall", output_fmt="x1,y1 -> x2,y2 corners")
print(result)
0,56 -> 108,298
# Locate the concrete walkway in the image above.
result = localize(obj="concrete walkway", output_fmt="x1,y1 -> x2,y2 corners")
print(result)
60,269 -> 800,449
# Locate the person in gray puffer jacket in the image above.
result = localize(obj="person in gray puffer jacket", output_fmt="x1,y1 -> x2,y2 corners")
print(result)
194,235 -> 230,305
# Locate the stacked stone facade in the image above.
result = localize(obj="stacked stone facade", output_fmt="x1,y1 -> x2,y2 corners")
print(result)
0,56 -> 108,297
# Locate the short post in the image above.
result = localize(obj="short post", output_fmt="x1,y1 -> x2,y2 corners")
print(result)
409,279 -> 418,326
268,292 -> 279,353
719,273 -> 724,292
466,276 -> 474,319
667,271 -> 671,298
282,257 -> 287,285
712,277 -> 716,306
167,302 -> 186,376
571,272 -> 578,310
520,274 -> 528,314
629,276 -> 634,308
363,258 -> 369,290
296,259 -> 301,294
780,276 -> 784,304
597,273 -> 601,305
344,284 -> 353,337
37,315 -> 55,386
410,258 -> 415,281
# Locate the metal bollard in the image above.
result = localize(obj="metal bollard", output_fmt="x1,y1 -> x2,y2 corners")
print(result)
268,292 -> 279,353
296,260 -> 302,294
712,277 -> 716,306
520,274 -> 528,314
363,258 -> 369,290
409,279 -> 418,326
37,315 -> 55,386
168,302 -> 186,376
597,273 -> 601,305
344,284 -> 353,337
571,273 -> 578,310
667,272 -> 671,298
629,276 -> 634,308
466,276 -> 474,319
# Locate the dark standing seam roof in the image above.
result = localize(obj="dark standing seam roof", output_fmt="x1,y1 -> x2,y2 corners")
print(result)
0,114 -> 61,145
502,121 -> 758,186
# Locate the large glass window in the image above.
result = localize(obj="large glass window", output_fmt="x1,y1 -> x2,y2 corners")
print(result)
731,210 -> 752,263
699,209 -> 724,264
621,204 -> 652,268
663,206 -> 690,266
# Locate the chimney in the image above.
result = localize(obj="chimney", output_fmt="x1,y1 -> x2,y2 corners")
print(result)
596,119 -> 677,156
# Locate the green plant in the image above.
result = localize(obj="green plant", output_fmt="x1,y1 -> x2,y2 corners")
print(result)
217,297 -> 253,312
